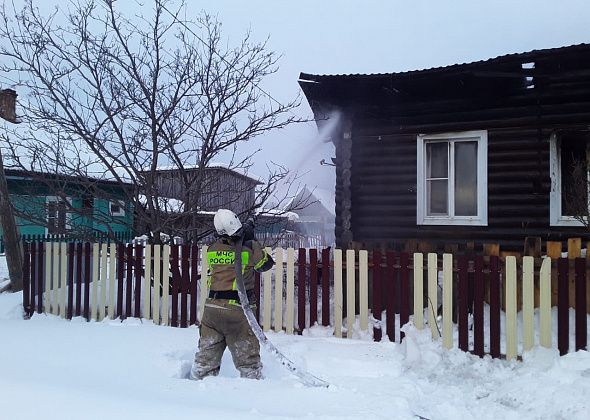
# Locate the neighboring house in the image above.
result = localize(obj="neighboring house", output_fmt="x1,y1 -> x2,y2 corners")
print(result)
299,44 -> 590,250
0,169 -> 134,242
150,163 -> 262,215
284,187 -> 335,246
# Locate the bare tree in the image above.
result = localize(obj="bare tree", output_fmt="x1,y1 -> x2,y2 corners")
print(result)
0,88 -> 22,292
562,157 -> 590,229
0,0 -> 303,243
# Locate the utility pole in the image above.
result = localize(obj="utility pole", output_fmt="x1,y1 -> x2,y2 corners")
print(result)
0,88 -> 23,292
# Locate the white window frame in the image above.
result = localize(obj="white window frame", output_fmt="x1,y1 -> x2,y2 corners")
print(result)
109,200 -> 126,217
45,196 -> 72,234
549,132 -> 587,226
417,130 -> 488,226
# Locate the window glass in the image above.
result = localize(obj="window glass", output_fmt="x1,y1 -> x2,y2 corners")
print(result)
427,179 -> 448,215
454,141 -> 478,216
560,138 -> 588,216
426,142 -> 448,178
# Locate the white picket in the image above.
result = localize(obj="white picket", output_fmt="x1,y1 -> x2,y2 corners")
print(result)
413,253 -> 424,330
198,245 -> 208,322
522,256 -> 535,352
99,243 -> 108,321
161,245 -> 170,326
262,247 -> 272,332
44,242 -> 51,314
108,243 -> 116,320
143,245 -> 152,321
427,253 -> 438,340
91,243 -> 99,320
334,249 -> 343,338
505,256 -> 518,361
153,245 -> 161,324
274,248 -> 284,332
52,242 -> 59,316
442,254 -> 453,349
359,250 -> 368,331
346,250 -> 356,338
539,257 -> 552,348
286,248 -> 295,335
60,243 -> 67,318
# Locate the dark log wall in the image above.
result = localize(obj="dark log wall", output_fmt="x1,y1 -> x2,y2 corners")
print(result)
348,127 -> 584,250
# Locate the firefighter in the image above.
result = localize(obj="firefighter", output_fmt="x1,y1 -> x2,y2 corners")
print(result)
190,209 -> 274,380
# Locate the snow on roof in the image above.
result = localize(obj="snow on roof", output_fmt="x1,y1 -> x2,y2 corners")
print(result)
138,194 -> 184,213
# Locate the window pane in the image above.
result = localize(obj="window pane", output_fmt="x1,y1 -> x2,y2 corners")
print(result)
427,179 -> 448,215
426,142 -> 448,178
454,141 -> 478,216
560,138 -> 588,216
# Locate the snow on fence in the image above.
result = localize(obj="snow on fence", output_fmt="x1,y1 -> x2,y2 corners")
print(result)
21,242 -> 589,360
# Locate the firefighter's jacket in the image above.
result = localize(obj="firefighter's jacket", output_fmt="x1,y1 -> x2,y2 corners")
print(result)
207,236 -> 273,293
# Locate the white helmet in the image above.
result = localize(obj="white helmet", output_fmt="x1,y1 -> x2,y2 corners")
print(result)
213,209 -> 242,236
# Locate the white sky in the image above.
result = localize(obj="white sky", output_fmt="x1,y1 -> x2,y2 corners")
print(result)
6,0 -> 590,210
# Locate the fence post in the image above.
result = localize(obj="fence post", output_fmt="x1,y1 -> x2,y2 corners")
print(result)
427,253 -> 438,340
84,242 -> 91,321
442,254 -> 453,349
298,248 -> 306,334
413,253 -> 423,330
359,250 -> 369,332
52,242 -> 59,316
22,242 -> 30,318
153,245 -> 161,325
124,244 -> 133,320
505,256 -> 517,361
557,258 -> 569,356
143,245 -> 152,322
539,257 -> 552,348
161,244 -> 170,326
386,251 -> 396,342
399,252 -> 409,340
473,256 -> 484,357
60,243 -> 67,319
457,255 -> 468,352
490,256 -> 501,358
45,242 -> 52,315
286,248 -> 295,335
321,248 -> 330,327
346,249 -> 356,339
100,243 -> 108,321
522,256 -> 535,352
274,248 -> 284,332
333,249 -> 343,338
309,249 -> 318,328
67,243 -> 74,320
116,243 -> 124,319
575,258 -> 587,351
170,245 -> 179,327
92,243 -> 99,321
262,247 -> 272,332
372,250 -> 383,341
198,245 -> 207,322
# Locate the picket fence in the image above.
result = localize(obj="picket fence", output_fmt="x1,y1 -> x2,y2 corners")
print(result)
21,242 -> 589,360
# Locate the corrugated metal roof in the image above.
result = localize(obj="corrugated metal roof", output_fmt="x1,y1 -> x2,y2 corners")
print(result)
299,43 -> 590,81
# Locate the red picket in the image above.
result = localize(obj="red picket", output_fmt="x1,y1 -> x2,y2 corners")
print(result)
134,244 -> 143,318
385,251 -> 396,342
372,250 -> 382,342
321,248 -> 330,326
473,256 -> 484,357
557,258 -> 569,356
489,256 -> 500,358
116,243 -> 125,318
189,244 -> 199,326
22,242 -> 31,317
399,252 -> 409,340
255,272 -> 261,322
575,258 -> 587,351
67,243 -> 74,320
30,243 -> 39,313
180,245 -> 190,328
76,243 -> 83,317
458,255 -> 469,352
125,244 -> 133,320
298,248 -> 306,334
83,242 -> 91,321
37,242 -> 44,313
309,249 -> 318,327
170,245 -> 180,328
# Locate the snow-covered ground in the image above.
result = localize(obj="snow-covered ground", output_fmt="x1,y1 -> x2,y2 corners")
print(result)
1,290 -> 589,420
2,254 -> 590,420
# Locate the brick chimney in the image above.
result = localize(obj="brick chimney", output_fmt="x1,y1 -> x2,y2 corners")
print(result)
0,89 -> 17,123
